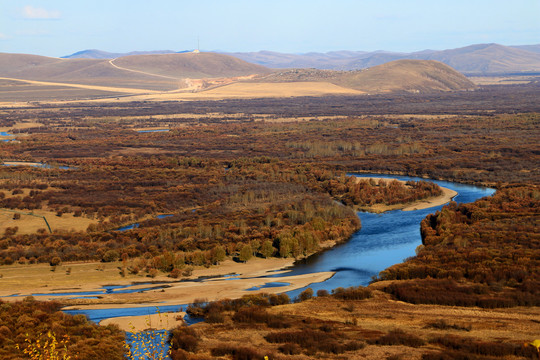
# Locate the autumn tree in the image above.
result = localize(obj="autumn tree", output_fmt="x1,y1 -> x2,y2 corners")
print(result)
239,244 -> 253,263
261,240 -> 274,258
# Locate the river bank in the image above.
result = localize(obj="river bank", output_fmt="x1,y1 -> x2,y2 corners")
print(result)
100,311 -> 186,331
354,176 -> 458,213
0,257 -> 310,300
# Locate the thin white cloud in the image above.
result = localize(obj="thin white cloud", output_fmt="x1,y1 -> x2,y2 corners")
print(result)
0,33 -> 8,40
22,5 -> 61,19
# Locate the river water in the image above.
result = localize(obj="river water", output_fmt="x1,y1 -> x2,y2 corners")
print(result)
284,174 -> 495,299
63,174 -> 495,323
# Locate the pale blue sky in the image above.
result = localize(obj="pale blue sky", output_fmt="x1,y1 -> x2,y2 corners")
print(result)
0,0 -> 539,57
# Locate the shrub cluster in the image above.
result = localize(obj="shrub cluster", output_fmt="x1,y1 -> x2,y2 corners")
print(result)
424,335 -> 537,359
265,329 -> 366,355
0,297 -> 124,360
332,286 -> 372,300
378,185 -> 540,308
210,343 -> 265,360
368,328 -> 425,348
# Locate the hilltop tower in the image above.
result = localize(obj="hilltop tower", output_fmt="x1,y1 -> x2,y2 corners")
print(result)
193,37 -> 200,53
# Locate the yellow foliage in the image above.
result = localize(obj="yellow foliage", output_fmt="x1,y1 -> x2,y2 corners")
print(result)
16,331 -> 71,360
124,310 -> 171,360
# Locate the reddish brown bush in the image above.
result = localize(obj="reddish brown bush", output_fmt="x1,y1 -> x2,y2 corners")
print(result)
369,329 -> 425,348
430,335 -> 535,358
0,298 -> 124,360
170,327 -> 199,353
211,344 -> 263,360
332,286 -> 372,300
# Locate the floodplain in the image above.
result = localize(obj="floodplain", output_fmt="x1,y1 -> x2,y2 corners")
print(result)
0,76 -> 538,359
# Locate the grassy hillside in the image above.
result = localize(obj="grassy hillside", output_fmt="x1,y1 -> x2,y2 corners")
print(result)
0,53 -> 178,91
112,52 -> 272,79
0,52 -> 271,94
257,60 -> 476,93
336,60 -> 476,92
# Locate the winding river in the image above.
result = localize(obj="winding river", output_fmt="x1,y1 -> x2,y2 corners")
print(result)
63,174 -> 495,324
284,174 -> 495,299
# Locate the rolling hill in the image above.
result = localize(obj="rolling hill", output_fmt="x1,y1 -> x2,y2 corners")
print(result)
111,52 -> 271,79
256,60 -> 476,93
0,53 -> 179,91
0,52 -> 475,102
0,52 -> 272,94
336,60 -> 476,92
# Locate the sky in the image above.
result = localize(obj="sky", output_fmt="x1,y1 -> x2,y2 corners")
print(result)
0,0 -> 539,58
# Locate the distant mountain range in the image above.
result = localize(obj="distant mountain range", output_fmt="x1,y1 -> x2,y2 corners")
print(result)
63,43 -> 540,76
225,44 -> 540,75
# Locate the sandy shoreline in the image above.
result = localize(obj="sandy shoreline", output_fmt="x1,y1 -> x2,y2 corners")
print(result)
64,269 -> 334,331
100,312 -> 186,331
60,268 -> 334,310
402,186 -> 457,211
0,257 -> 332,331
355,177 -> 457,212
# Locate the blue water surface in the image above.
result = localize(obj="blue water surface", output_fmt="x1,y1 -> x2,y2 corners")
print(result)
246,282 -> 290,291
115,214 -> 174,231
137,129 -> 170,133
283,174 -> 495,299
1,162 -> 74,170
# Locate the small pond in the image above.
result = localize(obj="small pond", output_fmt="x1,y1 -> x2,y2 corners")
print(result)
115,214 -> 174,231
136,129 -> 170,133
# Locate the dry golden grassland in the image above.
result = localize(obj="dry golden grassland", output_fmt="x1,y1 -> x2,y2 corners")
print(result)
0,208 -> 95,234
468,75 -> 538,85
1,79 -> 365,104
0,76 -> 161,95
0,121 -> 43,132
0,261 -> 136,295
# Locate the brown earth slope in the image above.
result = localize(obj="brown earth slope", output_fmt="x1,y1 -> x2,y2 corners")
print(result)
111,52 -> 272,79
257,59 -> 476,93
0,53 -> 179,91
336,60 -> 477,92
0,52 -> 271,93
